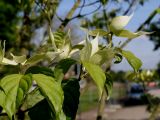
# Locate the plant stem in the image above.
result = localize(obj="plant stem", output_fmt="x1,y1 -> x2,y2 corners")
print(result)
96,89 -> 106,120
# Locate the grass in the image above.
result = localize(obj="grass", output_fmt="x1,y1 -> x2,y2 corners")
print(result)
78,85 -> 99,113
77,82 -> 127,113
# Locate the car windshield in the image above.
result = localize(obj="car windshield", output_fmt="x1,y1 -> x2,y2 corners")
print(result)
130,85 -> 144,93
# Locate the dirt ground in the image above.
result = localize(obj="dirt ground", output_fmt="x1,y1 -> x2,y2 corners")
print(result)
76,105 -> 160,120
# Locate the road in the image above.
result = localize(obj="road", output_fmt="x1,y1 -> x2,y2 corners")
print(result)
76,105 -> 160,120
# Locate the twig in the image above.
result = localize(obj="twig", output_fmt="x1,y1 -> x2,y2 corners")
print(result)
60,0 -> 81,29
123,0 -> 137,15
78,0 -> 99,8
96,89 -> 106,120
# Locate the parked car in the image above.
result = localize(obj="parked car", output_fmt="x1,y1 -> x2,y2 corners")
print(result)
127,83 -> 144,100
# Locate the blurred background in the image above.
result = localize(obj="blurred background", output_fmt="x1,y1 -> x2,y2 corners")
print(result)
0,0 -> 160,120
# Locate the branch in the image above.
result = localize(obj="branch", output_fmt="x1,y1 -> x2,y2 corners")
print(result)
59,0 -> 81,29
123,0 -> 137,15
120,8 -> 158,48
71,3 -> 101,20
78,0 -> 99,8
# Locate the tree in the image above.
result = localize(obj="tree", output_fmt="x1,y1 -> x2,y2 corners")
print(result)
0,0 -> 158,120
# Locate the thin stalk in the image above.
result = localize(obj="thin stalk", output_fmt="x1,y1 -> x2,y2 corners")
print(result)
96,89 -> 106,120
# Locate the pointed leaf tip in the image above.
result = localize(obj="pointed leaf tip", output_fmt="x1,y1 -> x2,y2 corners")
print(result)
109,14 -> 133,33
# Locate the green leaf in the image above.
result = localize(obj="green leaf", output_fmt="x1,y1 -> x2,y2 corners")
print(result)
90,48 -> 114,65
10,53 -> 26,64
32,74 -> 64,118
0,74 -> 23,119
25,66 -> 54,78
49,27 -> 58,51
80,39 -> 92,61
24,54 -> 46,66
115,29 -> 153,38
88,29 -> 108,37
58,34 -> 72,60
1,58 -> 18,65
62,78 -> 80,120
105,74 -> 113,100
91,34 -> 99,56
46,51 -> 60,61
109,14 -> 133,33
16,74 -> 33,108
28,99 -> 55,120
23,89 -> 44,109
114,53 -> 123,64
69,44 -> 84,57
54,58 -> 77,82
122,50 -> 142,72
82,62 -> 106,96
54,30 -> 66,49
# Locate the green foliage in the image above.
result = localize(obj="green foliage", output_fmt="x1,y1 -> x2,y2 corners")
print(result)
24,54 -> 46,66
0,1 -> 149,119
105,74 -> 113,100
86,29 -> 108,37
80,39 -> 92,61
54,58 -> 77,82
82,61 -> 106,97
32,74 -> 64,118
122,50 -> 142,72
11,54 -> 26,64
90,48 -> 114,65
114,53 -> 123,64
0,74 -> 23,119
28,99 -> 54,120
62,78 -> 80,120
16,74 -> 32,108
25,66 -> 54,77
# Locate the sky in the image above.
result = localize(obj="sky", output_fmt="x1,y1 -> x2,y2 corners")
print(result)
57,0 -> 160,71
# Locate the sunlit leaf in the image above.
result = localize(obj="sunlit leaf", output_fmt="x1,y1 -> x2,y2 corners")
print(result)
69,44 -> 84,56
49,27 -> 58,51
0,74 -> 22,119
2,58 -> 18,65
115,29 -> 153,38
109,14 -> 133,33
91,34 -> 99,56
90,48 -> 114,65
16,74 -> 33,108
122,50 -> 142,72
23,89 -> 44,109
10,53 -> 26,64
46,51 -> 60,61
58,34 -> 72,60
80,39 -> 92,61
82,62 -> 106,96
88,29 -> 108,37
24,54 -> 46,66
32,74 -> 64,117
